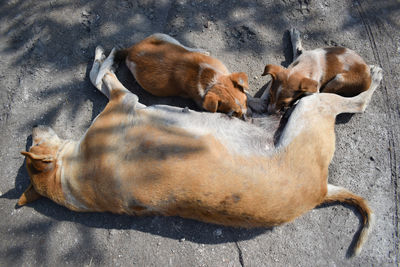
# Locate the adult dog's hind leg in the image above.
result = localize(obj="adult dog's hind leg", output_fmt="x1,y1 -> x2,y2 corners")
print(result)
339,65 -> 382,114
320,66 -> 382,115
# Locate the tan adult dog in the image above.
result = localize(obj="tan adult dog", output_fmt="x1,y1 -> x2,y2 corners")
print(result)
261,29 -> 371,114
18,47 -> 382,257
112,33 -> 249,118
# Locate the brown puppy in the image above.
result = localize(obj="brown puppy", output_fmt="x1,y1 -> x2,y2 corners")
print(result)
115,33 -> 249,118
262,29 -> 371,113
18,47 -> 383,257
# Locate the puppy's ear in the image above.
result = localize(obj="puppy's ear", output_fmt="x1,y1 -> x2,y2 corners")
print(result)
262,64 -> 284,78
299,78 -> 318,93
17,183 -> 42,206
230,72 -> 249,92
202,92 -> 219,112
21,151 -> 54,171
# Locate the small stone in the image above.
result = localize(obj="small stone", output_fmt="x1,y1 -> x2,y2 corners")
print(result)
82,10 -> 90,17
179,238 -> 185,242
213,228 -> 222,237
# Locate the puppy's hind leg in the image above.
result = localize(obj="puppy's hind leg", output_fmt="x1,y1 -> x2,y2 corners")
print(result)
151,33 -> 210,56
290,28 -> 303,61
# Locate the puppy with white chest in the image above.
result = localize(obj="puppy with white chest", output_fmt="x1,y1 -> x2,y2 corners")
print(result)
114,33 -> 249,118
261,29 -> 372,114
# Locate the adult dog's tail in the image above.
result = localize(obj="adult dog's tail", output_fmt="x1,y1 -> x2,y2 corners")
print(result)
323,184 -> 375,257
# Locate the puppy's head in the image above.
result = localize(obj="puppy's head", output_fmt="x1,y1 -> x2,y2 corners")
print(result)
262,64 -> 318,113
202,72 -> 249,118
18,125 -> 64,206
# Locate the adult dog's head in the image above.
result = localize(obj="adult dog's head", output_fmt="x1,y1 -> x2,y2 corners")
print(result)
18,125 -> 64,206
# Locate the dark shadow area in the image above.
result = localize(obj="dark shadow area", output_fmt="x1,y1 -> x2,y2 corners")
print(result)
1,135 -> 32,202
254,79 -> 271,98
1,162 -> 30,203
335,113 -> 355,124
280,29 -> 294,68
0,202 -> 106,265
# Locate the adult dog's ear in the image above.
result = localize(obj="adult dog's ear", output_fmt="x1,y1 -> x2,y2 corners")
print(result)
230,72 -> 249,92
299,77 -> 318,93
262,64 -> 284,79
21,151 -> 53,162
202,92 -> 219,112
21,151 -> 54,171
17,183 -> 42,206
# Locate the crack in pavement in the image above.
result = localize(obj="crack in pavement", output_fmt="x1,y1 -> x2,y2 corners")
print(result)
228,228 -> 245,267
234,241 -> 245,267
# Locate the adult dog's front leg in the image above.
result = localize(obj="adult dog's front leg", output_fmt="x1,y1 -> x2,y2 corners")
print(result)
90,47 -> 144,109
89,46 -> 113,98
322,66 -> 382,115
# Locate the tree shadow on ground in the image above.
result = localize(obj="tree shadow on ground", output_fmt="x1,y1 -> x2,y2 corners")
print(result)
1,0 -> 398,264
2,0 -> 397,132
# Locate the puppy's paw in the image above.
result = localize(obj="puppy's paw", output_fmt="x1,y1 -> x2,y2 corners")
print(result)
359,65 -> 383,112
95,46 -> 106,62
370,65 -> 383,84
200,50 -> 210,56
196,49 -> 210,56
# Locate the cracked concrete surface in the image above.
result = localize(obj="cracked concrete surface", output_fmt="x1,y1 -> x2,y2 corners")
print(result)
0,0 -> 399,266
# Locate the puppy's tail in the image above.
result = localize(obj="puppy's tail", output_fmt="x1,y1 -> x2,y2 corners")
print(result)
323,184 -> 375,257
114,48 -> 129,64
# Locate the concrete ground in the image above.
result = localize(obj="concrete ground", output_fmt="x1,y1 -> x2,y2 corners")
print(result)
0,0 -> 399,266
